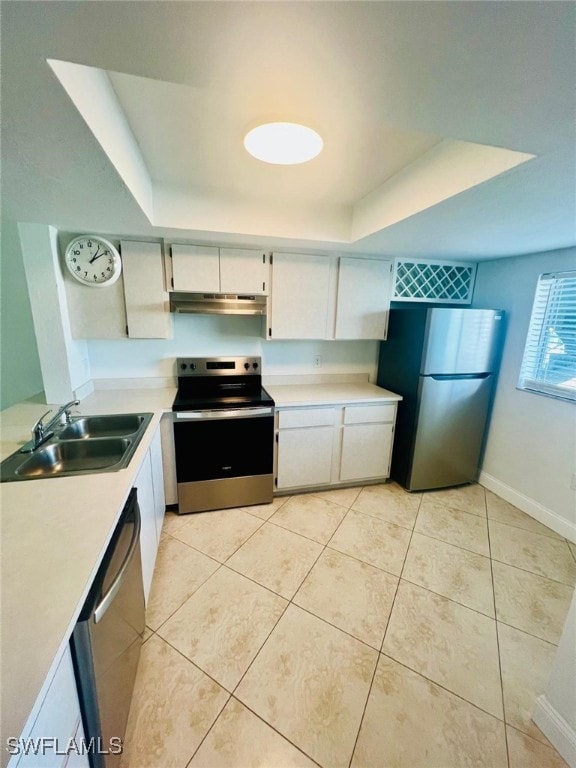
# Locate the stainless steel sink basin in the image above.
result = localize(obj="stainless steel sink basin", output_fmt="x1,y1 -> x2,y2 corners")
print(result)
16,438 -> 132,478
0,412 -> 153,482
59,414 -> 147,440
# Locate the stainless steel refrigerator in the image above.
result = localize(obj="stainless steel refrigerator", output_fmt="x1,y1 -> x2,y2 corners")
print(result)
377,307 -> 504,492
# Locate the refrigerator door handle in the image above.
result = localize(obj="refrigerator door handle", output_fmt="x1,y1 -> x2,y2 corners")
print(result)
429,373 -> 491,381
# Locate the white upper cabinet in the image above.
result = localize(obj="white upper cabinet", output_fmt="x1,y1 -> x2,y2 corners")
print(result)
170,244 -> 268,294
269,252 -> 333,339
121,240 -> 172,339
268,252 -> 391,340
219,248 -> 268,294
171,244 -> 220,292
335,257 -> 393,340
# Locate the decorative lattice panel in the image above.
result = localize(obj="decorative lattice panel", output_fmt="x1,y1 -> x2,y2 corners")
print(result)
393,259 -> 476,304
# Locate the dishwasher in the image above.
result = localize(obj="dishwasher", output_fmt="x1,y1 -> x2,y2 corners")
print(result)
70,487 -> 145,768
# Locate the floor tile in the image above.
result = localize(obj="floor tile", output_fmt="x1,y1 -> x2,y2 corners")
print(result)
238,496 -> 289,521
415,498 -> 490,556
351,482 -> 421,530
382,580 -> 503,717
498,622 -> 558,745
120,635 -> 228,768
293,548 -> 398,648
493,560 -> 574,644
311,485 -> 362,508
402,531 -> 495,617
328,508 -> 411,575
486,490 -> 564,540
506,725 -> 570,768
158,567 -> 287,691
161,510 -> 188,536
226,523 -> 322,599
489,520 -> 576,586
188,698 -> 317,768
352,655 -> 507,768
170,508 -> 263,562
235,604 -> 378,768
423,482 -> 487,517
269,493 -> 348,544
569,540 -> 576,562
142,626 -> 153,643
145,535 -> 219,630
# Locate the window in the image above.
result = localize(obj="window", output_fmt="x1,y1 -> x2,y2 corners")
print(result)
518,271 -> 576,402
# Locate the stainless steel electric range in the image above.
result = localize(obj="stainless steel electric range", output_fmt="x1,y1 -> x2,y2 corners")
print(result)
172,356 -> 275,514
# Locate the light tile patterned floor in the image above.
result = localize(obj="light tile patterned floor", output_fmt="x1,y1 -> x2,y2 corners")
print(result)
121,483 -> 574,768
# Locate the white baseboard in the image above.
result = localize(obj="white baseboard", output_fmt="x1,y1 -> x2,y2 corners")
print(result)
533,694 -> 576,768
478,471 -> 576,542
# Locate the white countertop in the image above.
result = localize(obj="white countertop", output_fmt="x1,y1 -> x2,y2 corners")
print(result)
0,389 -> 173,751
266,381 -> 402,407
0,379 -> 399,748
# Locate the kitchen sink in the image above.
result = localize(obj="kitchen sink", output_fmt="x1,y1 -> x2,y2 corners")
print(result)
59,414 -> 147,440
15,438 -> 132,478
0,412 -> 153,482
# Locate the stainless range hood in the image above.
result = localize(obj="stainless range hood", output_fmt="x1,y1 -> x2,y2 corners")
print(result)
169,292 -> 267,316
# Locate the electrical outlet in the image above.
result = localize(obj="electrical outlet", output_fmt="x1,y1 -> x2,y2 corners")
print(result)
571,473 -> 576,491
313,355 -> 322,368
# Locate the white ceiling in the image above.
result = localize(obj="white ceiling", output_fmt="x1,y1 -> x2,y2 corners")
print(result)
2,1 -> 575,261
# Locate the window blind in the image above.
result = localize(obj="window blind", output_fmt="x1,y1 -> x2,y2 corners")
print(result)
518,271 -> 576,402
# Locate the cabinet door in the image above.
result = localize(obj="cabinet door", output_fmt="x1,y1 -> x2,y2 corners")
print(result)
335,257 -> 392,339
160,413 -> 177,506
269,252 -> 331,339
340,423 -> 394,481
15,647 -> 85,768
121,240 -> 172,339
171,244 -> 220,292
134,451 -> 158,603
149,426 -> 166,540
277,426 -> 334,489
220,248 -> 268,294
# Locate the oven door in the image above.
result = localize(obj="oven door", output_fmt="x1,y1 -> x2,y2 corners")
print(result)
173,407 -> 274,514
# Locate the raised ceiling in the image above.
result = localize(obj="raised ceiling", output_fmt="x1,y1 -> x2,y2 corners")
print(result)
2,1 -> 575,260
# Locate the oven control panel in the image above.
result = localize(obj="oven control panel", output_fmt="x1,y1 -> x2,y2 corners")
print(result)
177,357 -> 261,376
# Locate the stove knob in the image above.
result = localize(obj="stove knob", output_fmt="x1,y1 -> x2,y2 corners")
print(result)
244,362 -> 250,370
180,363 -> 187,370
190,363 -> 196,370
253,362 -> 259,369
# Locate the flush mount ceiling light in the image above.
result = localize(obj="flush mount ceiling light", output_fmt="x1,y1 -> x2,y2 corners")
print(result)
243,122 -> 323,165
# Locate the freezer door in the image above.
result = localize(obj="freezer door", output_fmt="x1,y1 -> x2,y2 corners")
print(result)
407,374 -> 493,491
421,309 -> 504,375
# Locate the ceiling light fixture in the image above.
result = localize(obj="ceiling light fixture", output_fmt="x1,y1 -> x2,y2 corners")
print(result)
243,122 -> 323,165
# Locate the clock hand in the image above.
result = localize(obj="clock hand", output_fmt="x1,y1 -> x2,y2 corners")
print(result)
89,248 -> 106,264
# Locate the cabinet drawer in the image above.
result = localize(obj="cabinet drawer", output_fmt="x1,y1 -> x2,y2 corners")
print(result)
343,404 -> 396,424
278,408 -> 336,429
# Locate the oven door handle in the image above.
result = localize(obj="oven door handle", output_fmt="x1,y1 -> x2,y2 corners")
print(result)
174,407 -> 274,420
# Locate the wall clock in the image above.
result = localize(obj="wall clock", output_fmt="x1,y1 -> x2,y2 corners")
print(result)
64,235 -> 122,287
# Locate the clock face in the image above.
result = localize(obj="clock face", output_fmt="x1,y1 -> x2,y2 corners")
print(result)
64,236 -> 122,287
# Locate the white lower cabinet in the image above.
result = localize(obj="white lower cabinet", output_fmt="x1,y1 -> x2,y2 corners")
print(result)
276,408 -> 335,490
159,413 -> 177,506
276,401 -> 397,492
148,426 -> 166,540
134,424 -> 165,603
9,646 -> 88,768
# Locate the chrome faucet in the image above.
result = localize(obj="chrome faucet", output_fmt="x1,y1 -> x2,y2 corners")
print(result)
21,400 -> 80,453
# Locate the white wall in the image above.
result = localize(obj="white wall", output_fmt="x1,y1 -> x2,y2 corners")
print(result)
473,247 -> 576,539
0,216 -> 43,409
86,313 -> 379,381
533,589 -> 576,767
18,223 -> 92,404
